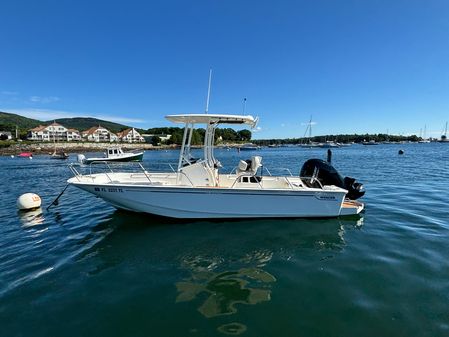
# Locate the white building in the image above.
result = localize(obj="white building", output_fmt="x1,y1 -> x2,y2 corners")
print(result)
81,126 -> 118,142
142,134 -> 172,143
0,131 -> 12,140
67,128 -> 82,141
28,122 -> 81,141
117,128 -> 145,143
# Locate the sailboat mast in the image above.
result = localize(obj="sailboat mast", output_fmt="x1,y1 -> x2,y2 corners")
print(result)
309,116 -> 312,140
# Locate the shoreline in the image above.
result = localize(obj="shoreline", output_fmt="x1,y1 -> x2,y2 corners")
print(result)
0,142 -> 246,156
0,142 -> 178,155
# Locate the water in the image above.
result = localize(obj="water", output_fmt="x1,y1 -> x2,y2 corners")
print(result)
1,144 -> 449,337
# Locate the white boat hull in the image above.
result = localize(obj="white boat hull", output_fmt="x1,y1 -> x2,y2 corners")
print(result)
67,177 -> 361,218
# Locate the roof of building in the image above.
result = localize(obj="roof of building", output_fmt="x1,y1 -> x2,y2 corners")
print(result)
82,125 -> 107,135
67,128 -> 80,133
30,125 -> 48,132
117,128 -> 132,137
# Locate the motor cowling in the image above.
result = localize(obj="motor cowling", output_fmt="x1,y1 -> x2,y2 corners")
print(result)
300,159 -> 365,200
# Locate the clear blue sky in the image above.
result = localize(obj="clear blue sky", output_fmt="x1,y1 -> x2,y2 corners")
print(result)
1,0 -> 448,139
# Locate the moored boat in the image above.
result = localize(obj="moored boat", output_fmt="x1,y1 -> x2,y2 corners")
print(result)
18,152 -> 33,158
78,147 -> 144,164
68,114 -> 365,219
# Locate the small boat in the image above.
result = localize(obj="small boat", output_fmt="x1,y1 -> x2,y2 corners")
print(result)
68,114 -> 365,219
318,141 -> 340,148
239,143 -> 260,151
18,152 -> 33,158
78,147 -> 144,164
50,151 -> 69,159
438,122 -> 448,143
362,140 -> 379,145
49,126 -> 69,159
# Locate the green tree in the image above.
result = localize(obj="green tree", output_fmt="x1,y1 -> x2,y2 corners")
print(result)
151,136 -> 161,146
238,129 -> 251,141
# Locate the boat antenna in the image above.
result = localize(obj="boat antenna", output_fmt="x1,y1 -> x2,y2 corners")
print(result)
242,97 -> 247,114
205,68 -> 212,114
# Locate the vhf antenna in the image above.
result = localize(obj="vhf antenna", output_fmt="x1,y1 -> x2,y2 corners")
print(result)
205,69 -> 212,114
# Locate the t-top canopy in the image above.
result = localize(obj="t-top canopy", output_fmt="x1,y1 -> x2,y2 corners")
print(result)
165,114 -> 258,128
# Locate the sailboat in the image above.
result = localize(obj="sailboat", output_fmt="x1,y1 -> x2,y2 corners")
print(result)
298,116 -> 320,148
438,122 -> 448,143
418,125 -> 430,143
50,126 -> 69,159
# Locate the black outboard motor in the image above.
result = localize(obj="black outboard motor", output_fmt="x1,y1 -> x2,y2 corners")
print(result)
300,159 -> 365,200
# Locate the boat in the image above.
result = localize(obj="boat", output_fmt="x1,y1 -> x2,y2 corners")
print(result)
50,152 -> 69,159
362,140 -> 379,145
418,125 -> 430,143
438,122 -> 448,143
18,152 -> 33,158
67,114 -> 365,219
78,147 -> 144,164
238,143 -> 260,151
49,126 -> 70,159
299,115 -> 321,148
318,141 -> 340,148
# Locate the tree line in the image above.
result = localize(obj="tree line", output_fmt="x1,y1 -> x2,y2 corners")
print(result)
253,133 -> 422,146
147,127 -> 252,145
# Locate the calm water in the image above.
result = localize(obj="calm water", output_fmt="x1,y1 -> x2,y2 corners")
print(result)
1,144 -> 449,337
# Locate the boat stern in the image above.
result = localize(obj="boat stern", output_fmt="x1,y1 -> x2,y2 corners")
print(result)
339,200 -> 365,216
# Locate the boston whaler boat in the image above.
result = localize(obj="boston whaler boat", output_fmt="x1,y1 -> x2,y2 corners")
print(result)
68,114 -> 365,218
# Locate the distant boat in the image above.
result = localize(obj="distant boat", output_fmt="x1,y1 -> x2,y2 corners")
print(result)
318,141 -> 340,148
438,122 -> 448,143
18,152 -> 33,158
362,140 -> 379,145
239,143 -> 260,151
78,147 -> 144,164
418,124 -> 430,143
50,151 -> 69,160
49,125 -> 69,159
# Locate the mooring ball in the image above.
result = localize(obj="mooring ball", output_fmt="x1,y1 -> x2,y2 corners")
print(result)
17,193 -> 42,210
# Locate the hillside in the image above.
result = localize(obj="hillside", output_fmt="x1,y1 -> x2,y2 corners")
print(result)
0,112 -> 133,138
47,117 -> 130,133
0,112 -> 42,130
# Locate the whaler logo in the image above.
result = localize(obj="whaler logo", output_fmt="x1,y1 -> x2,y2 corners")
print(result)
315,192 -> 336,200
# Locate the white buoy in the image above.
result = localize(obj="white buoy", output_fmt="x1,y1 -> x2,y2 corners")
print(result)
10,155 -> 14,158
17,193 -> 42,210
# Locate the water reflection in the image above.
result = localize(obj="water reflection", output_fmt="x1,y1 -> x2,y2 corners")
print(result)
66,210 -> 364,335
171,215 -> 364,334
18,208 -> 45,227
176,253 -> 276,318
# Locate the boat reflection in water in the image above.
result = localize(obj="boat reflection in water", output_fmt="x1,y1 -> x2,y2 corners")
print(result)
172,215 -> 364,334
176,250 -> 276,319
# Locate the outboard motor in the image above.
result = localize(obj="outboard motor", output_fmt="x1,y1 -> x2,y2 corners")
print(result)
300,159 -> 365,200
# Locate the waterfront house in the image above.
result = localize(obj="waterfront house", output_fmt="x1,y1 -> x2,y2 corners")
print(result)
117,128 -> 145,143
142,134 -> 172,143
81,125 -> 118,142
67,128 -> 81,141
27,122 -> 81,141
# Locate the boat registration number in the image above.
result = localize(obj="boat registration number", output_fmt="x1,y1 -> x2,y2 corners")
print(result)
94,187 -> 123,193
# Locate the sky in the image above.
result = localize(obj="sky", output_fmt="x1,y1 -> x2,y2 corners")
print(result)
1,0 -> 449,139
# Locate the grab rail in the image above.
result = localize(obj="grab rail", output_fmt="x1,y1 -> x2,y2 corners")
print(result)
230,173 -> 263,189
